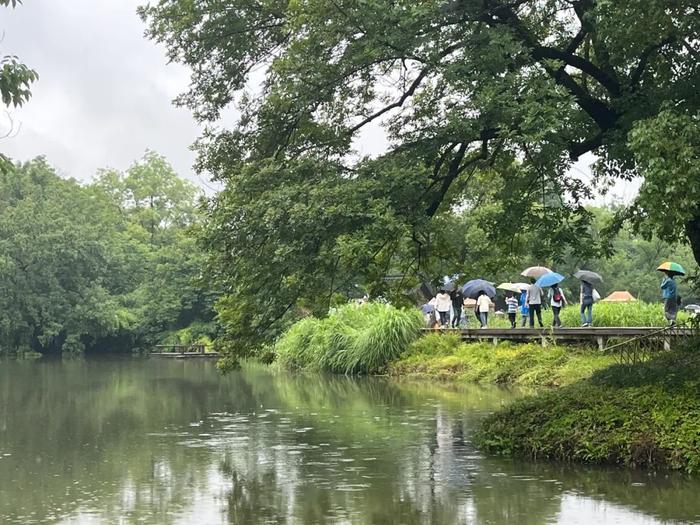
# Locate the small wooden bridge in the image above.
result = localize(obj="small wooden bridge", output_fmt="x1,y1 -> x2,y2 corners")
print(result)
423,326 -> 696,352
149,344 -> 220,359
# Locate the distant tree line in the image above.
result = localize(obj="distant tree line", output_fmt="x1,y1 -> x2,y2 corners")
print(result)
0,152 -> 217,355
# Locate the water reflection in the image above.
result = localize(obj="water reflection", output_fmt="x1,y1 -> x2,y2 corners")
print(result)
0,359 -> 698,524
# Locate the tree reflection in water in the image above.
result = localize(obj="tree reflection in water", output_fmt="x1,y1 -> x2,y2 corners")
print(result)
0,359 -> 698,524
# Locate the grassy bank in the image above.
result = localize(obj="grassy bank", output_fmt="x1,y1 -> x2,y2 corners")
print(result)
389,333 -> 615,387
275,302 -> 423,374
476,344 -> 700,472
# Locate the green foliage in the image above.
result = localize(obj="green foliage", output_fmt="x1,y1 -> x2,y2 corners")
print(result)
0,153 -> 215,355
391,334 -> 615,387
0,1 -> 37,109
275,303 -> 423,374
627,109 -> 700,266
476,344 -> 700,472
141,0 -> 700,354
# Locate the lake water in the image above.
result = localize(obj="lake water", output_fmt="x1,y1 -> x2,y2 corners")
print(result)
1,358 -> 699,524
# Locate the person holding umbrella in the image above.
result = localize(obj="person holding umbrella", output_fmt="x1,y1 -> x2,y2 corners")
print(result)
658,262 -> 685,325
549,283 -> 568,327
450,287 -> 465,328
476,291 -> 492,328
574,270 -> 603,327
532,272 -> 566,328
525,278 -> 545,328
435,288 -> 452,328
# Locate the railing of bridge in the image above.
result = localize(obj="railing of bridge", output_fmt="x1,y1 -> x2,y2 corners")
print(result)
603,319 -> 699,365
152,344 -> 207,354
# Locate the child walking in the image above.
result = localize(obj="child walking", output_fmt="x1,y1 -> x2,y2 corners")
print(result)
505,292 -> 518,328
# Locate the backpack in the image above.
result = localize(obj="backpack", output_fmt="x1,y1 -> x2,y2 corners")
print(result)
553,289 -> 562,302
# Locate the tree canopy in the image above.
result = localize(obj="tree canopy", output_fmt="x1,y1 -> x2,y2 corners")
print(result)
0,152 -> 216,356
139,0 -> 699,353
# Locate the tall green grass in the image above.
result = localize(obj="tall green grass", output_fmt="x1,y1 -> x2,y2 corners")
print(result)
275,303 -> 423,374
559,301 -> 687,327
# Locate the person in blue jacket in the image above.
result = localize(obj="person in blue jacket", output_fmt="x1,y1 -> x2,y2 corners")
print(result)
661,274 -> 679,325
519,288 -> 529,327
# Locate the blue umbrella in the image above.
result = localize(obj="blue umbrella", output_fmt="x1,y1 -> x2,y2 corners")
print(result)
420,303 -> 435,314
535,272 -> 565,288
461,279 -> 496,299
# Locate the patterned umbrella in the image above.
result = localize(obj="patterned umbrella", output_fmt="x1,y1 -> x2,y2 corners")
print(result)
574,270 -> 603,286
657,262 -> 686,276
521,266 -> 552,278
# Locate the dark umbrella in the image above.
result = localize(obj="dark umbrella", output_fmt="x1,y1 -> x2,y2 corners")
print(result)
574,270 -> 603,286
443,282 -> 456,292
420,303 -> 435,314
461,279 -> 497,300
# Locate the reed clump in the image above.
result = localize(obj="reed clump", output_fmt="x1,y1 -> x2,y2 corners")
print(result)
275,302 -> 423,374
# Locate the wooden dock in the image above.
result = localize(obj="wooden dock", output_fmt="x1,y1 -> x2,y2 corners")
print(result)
422,326 -> 694,350
149,344 -> 221,359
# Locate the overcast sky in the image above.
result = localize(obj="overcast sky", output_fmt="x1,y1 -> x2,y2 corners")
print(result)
1,1 -> 638,201
1,0 -> 208,186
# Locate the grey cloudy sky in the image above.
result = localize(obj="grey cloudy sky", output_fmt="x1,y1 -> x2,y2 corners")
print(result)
1,1 -> 638,201
1,0 -> 206,186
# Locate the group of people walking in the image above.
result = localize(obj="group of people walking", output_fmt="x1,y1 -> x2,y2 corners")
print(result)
425,265 -> 686,329
427,279 -> 602,329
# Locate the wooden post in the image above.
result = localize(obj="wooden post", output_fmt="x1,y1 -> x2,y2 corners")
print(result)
492,337 -> 498,346
597,337 -> 605,351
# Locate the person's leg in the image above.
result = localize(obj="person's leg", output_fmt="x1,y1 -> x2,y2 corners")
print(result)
552,306 -> 559,327
580,303 -> 586,325
480,311 -> 488,327
509,313 -> 516,328
586,304 -> 593,325
453,308 -> 462,328
535,304 -> 543,327
521,312 -> 528,327
529,307 -> 535,328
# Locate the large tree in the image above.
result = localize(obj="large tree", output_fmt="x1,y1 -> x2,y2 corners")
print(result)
140,0 -> 699,350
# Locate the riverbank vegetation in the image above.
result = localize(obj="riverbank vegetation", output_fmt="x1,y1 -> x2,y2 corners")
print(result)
390,334 -> 615,387
0,153 -> 216,356
476,343 -> 700,472
275,303 -> 422,374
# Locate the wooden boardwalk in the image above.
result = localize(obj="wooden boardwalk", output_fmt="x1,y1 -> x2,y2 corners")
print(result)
149,344 -> 221,359
422,326 -> 694,350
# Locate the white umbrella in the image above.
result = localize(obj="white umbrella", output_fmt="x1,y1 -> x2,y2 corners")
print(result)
497,283 -> 522,293
521,266 -> 552,278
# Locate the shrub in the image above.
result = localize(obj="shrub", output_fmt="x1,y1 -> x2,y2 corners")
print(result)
275,303 -> 423,374
475,344 -> 700,472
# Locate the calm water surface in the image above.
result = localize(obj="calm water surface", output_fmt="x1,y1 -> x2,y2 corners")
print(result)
1,358 -> 699,524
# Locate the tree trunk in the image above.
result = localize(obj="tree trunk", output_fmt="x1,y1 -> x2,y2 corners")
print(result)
685,212 -> 700,268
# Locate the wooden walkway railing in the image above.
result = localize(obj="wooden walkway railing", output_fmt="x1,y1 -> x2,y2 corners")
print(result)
423,326 -> 696,352
149,344 -> 220,358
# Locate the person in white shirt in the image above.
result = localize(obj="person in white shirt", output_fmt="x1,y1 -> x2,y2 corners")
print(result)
525,279 -> 544,328
549,284 -> 568,327
476,291 -> 492,328
435,290 -> 452,328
